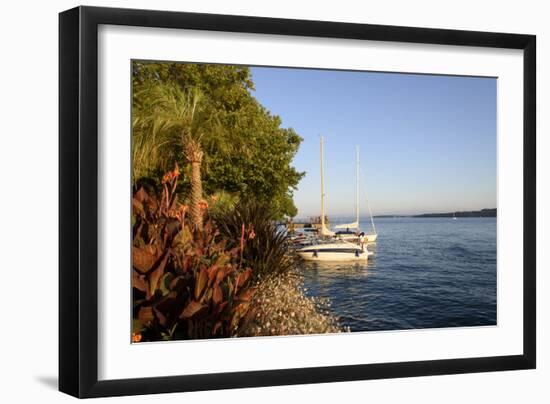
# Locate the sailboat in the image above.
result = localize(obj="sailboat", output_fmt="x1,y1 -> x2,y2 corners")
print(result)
297,137 -> 371,262
334,147 -> 378,243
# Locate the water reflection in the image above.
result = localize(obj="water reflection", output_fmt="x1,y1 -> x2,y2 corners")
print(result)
300,260 -> 372,277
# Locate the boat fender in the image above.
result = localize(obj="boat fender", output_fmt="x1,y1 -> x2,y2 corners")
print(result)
313,251 -> 318,258
355,250 -> 360,257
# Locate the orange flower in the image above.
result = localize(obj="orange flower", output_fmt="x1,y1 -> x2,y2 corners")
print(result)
173,162 -> 180,177
247,224 -> 256,240
161,164 -> 181,184
174,204 -> 188,222
132,333 -> 142,343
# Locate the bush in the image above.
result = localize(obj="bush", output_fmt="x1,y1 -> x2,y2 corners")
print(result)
214,201 -> 295,280
132,165 -> 256,341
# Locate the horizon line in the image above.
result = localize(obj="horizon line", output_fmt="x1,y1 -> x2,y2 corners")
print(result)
294,207 -> 497,219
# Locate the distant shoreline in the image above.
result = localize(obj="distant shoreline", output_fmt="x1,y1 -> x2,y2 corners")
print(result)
374,208 -> 496,219
292,208 -> 497,223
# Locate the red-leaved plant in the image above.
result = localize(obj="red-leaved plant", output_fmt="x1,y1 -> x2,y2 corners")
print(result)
132,164 -> 256,341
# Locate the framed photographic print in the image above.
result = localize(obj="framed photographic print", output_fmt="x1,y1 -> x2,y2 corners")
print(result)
59,6 -> 536,398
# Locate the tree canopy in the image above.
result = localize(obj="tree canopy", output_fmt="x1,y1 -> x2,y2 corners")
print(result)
132,61 -> 304,218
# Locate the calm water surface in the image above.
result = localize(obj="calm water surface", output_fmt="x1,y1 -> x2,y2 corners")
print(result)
298,217 -> 497,331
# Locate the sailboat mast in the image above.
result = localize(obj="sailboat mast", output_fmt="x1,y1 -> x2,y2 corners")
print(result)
320,136 -> 325,231
356,146 -> 360,225
369,207 -> 377,234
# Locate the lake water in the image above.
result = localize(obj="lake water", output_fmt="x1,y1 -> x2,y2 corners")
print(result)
298,217 -> 497,332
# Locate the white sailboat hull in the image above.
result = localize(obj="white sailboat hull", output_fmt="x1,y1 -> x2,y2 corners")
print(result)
297,243 -> 372,262
298,250 -> 371,261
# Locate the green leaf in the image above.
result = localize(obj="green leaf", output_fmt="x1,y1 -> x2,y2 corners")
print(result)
160,272 -> 174,295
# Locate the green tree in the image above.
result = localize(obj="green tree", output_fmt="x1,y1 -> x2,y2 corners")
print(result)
132,61 -> 304,219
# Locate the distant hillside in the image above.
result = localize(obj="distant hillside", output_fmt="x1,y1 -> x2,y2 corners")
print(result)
414,208 -> 496,218
374,209 -> 496,219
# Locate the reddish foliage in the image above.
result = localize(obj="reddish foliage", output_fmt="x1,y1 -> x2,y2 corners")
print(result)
132,165 -> 256,341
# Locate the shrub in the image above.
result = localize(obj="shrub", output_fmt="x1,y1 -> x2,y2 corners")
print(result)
214,201 -> 295,280
132,165 -> 256,341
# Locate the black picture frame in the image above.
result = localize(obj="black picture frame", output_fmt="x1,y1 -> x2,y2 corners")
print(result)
59,5 -> 536,398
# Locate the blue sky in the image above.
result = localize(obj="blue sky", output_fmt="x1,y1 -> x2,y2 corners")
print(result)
250,66 -> 497,217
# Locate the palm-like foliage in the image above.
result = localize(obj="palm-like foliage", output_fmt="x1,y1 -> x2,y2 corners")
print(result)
134,82 -> 251,170
132,83 -> 203,182
215,201 -> 296,280
133,83 -> 224,228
